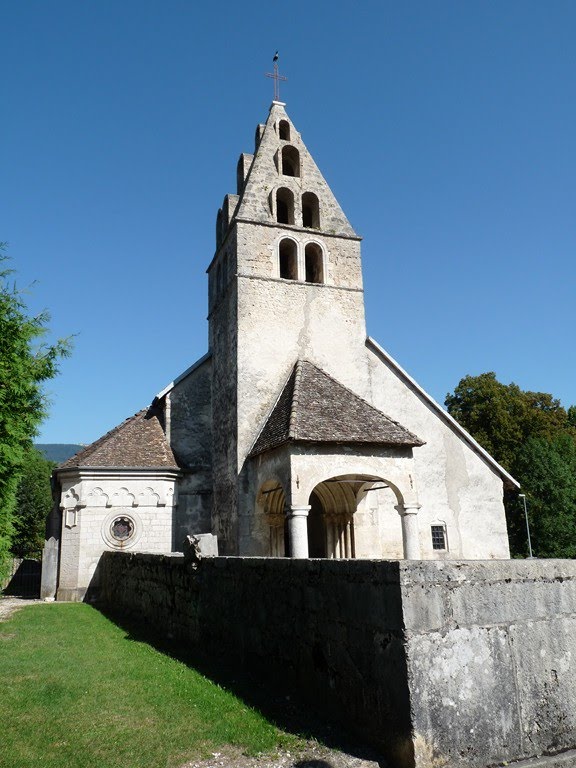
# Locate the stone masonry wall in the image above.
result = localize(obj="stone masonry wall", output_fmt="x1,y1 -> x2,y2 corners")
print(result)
96,554 -> 576,768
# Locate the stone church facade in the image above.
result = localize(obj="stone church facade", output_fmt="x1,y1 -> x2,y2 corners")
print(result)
42,101 -> 518,602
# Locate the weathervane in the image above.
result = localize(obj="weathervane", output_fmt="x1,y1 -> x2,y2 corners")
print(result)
266,51 -> 287,102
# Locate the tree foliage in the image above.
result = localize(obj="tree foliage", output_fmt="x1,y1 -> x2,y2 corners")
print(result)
445,372 -> 574,471
515,435 -> 576,558
445,372 -> 576,558
12,447 -> 55,560
0,247 -> 70,580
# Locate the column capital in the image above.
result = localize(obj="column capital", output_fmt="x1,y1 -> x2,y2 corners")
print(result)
401,503 -> 421,516
287,505 -> 311,518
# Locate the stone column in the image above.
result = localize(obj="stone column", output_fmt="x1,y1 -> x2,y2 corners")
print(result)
401,504 -> 422,559
287,505 -> 310,558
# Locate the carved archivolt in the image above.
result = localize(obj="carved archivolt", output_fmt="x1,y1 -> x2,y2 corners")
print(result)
67,482 -> 174,510
136,487 -> 161,507
61,487 -> 80,509
85,487 -> 109,507
111,487 -> 136,507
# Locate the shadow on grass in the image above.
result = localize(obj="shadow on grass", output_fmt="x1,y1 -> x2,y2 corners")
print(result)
94,603 -> 386,767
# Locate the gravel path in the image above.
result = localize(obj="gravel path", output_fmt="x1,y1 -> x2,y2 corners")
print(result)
0,595 -> 43,622
180,744 -> 384,768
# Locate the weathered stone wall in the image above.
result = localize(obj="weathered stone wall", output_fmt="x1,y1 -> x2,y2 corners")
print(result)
169,357 -> 213,548
403,560 -> 576,767
96,554 -> 576,768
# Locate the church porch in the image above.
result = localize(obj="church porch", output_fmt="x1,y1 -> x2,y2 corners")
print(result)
249,445 -> 423,561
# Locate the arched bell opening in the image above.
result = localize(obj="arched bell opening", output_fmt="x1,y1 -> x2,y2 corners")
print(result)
257,480 -> 288,557
304,242 -> 324,284
276,187 -> 295,225
278,119 -> 290,141
302,192 -> 320,229
281,146 -> 300,177
279,238 -> 298,280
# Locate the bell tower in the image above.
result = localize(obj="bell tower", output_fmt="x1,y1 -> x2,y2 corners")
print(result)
207,101 -> 371,553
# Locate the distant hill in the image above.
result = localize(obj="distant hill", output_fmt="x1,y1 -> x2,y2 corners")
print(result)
35,444 -> 85,464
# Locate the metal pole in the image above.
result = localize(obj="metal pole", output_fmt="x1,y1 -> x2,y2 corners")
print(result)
518,493 -> 534,558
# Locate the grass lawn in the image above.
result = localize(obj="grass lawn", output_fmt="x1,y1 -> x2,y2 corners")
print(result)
0,603 -> 303,768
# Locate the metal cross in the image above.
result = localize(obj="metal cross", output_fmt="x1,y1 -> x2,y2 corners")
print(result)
265,57 -> 287,102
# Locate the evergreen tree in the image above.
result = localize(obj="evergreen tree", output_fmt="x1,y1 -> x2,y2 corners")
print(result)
12,447 -> 55,560
0,247 -> 70,580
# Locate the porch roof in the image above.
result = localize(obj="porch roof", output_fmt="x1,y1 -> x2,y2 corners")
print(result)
249,360 -> 424,457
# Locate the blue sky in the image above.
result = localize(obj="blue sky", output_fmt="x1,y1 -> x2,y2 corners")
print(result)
2,1 -> 575,444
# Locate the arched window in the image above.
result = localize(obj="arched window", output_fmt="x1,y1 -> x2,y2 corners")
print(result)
302,192 -> 320,228
305,243 -> 324,284
281,146 -> 300,177
276,187 -> 295,225
279,239 -> 298,280
278,120 -> 290,141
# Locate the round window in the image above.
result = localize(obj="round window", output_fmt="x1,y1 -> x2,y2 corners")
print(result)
110,516 -> 134,542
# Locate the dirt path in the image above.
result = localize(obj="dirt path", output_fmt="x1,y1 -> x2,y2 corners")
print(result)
181,744 -> 384,768
0,596 -> 43,622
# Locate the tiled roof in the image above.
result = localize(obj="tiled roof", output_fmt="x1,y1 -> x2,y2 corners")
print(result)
58,407 -> 179,470
250,360 -> 424,457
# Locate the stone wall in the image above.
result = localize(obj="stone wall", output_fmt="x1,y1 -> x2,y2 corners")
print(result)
169,357 -> 213,548
96,554 -> 576,768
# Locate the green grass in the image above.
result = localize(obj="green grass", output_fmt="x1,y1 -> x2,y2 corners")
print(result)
0,603 -> 303,768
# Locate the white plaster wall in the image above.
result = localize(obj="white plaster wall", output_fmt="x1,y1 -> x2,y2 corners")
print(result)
354,486 -> 404,559
366,345 -> 510,559
236,273 -> 370,466
56,473 -> 177,600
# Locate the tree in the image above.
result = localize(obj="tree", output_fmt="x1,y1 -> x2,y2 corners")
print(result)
11,447 -> 55,560
0,247 -> 70,581
445,373 -> 573,472
445,372 -> 576,558
513,435 -> 576,559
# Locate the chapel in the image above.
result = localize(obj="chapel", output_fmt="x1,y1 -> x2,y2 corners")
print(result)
42,99 -> 518,602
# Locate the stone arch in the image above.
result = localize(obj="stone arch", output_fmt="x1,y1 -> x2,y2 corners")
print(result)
281,146 -> 300,177
298,462 -> 413,509
307,474 -> 392,559
278,237 -> 298,280
256,479 -> 288,557
278,119 -> 290,141
294,463 -> 420,560
276,187 -> 295,225
302,192 -> 320,228
304,242 -> 324,284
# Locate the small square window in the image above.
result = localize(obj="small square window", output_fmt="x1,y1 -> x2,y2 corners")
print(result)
431,525 -> 447,550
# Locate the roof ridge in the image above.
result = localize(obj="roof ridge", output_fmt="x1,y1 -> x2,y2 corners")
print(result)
246,363 -> 298,458
288,360 -> 302,439
365,336 -> 520,488
300,360 -> 423,445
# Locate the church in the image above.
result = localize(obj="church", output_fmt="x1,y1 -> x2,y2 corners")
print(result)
42,99 -> 518,602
